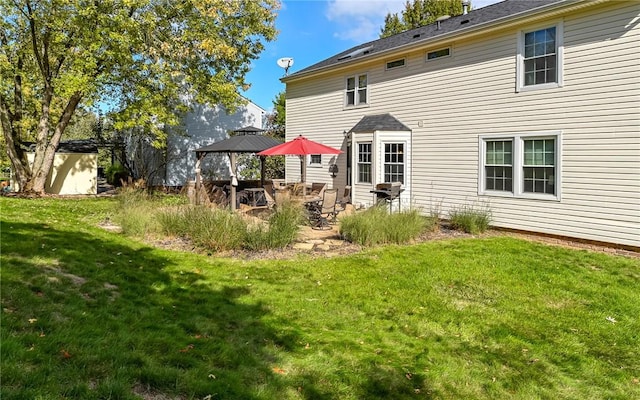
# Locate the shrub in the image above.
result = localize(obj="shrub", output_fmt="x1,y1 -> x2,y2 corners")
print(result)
340,205 -> 432,246
448,202 -> 492,234
105,163 -> 129,186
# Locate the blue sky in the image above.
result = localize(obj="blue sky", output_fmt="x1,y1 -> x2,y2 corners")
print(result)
242,0 -> 503,111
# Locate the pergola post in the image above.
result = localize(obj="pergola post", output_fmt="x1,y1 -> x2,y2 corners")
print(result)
229,152 -> 237,211
195,151 -> 204,205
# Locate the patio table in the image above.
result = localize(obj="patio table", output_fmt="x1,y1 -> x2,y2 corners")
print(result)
244,188 -> 266,207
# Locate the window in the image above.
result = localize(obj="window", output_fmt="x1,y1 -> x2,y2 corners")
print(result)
480,133 -> 561,200
426,47 -> 451,60
346,74 -> 367,106
384,143 -> 404,184
485,140 -> 513,192
309,154 -> 321,166
523,139 -> 555,195
517,22 -> 563,91
357,143 -> 372,183
386,58 -> 405,70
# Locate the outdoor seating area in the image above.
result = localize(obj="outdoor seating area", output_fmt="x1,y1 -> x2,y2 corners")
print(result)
188,179 -> 351,226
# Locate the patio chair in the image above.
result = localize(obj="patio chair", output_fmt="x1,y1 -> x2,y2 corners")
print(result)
332,185 -> 351,222
263,183 -> 276,209
309,188 -> 338,230
309,182 -> 327,198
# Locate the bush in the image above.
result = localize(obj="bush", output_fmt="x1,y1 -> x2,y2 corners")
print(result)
105,163 -> 129,186
340,205 -> 433,246
448,202 -> 492,234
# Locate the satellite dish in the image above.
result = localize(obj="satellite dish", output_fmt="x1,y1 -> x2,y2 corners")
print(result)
277,57 -> 294,75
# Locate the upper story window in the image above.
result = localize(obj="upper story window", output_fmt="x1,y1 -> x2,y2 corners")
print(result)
479,132 -> 561,200
346,74 -> 367,107
386,58 -> 405,70
517,22 -> 564,91
426,47 -> 451,61
357,142 -> 372,183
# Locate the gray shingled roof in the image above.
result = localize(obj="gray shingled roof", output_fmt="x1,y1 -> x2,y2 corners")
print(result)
194,134 -> 282,154
349,114 -> 411,133
27,140 -> 98,153
287,0 -> 563,78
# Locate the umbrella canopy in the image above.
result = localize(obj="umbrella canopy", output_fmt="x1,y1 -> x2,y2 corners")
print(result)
257,135 -> 342,156
257,135 -> 342,182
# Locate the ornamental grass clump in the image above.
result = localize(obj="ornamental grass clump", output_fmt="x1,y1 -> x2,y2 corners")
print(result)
448,202 -> 492,234
114,187 -> 161,236
340,205 -> 431,246
244,200 -> 305,251
159,205 -> 247,252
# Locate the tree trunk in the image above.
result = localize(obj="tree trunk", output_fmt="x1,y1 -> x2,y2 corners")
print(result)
0,96 -> 31,191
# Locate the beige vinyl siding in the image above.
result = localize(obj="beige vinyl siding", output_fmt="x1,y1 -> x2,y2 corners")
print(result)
286,1 -> 640,247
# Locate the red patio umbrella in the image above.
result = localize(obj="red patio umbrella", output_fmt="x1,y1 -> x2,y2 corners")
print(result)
257,135 -> 342,182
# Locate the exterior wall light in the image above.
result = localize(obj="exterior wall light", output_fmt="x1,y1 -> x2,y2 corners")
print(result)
329,164 -> 339,178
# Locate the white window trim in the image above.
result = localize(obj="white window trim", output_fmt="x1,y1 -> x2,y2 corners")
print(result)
356,141 -> 373,184
478,131 -> 562,201
385,58 -> 406,70
382,141 -> 406,184
308,154 -> 322,167
426,46 -> 452,62
516,20 -> 564,92
344,73 -> 369,109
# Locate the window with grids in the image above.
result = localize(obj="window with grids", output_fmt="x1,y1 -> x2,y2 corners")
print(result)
357,143 -> 372,183
309,154 -> 321,165
384,143 -> 404,184
485,140 -> 513,192
480,134 -> 559,199
346,74 -> 367,106
523,139 -> 555,195
524,27 -> 557,86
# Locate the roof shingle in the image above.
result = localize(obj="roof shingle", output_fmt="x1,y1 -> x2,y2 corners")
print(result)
287,0 -> 563,78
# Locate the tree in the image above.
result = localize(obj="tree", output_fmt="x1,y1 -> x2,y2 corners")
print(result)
0,0 -> 278,193
380,0 -> 467,38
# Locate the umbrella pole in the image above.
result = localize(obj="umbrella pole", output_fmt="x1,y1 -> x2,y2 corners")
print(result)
260,156 -> 266,187
300,155 -> 306,183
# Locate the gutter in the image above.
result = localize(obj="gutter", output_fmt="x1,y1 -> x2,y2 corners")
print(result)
282,0 -> 605,83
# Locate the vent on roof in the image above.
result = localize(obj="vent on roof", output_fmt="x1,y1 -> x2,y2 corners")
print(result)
460,19 -> 469,25
413,33 -> 421,39
338,45 -> 373,61
436,15 -> 450,30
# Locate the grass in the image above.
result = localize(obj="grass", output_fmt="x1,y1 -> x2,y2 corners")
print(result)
116,187 -> 304,252
449,202 -> 492,234
339,205 -> 434,246
1,196 -> 639,399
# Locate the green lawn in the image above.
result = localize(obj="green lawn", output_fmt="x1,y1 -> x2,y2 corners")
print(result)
1,197 -> 638,399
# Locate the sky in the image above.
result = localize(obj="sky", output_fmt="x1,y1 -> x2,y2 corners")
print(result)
242,0 -> 503,112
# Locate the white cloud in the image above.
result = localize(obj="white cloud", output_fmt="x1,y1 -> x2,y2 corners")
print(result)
326,0 -> 406,42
